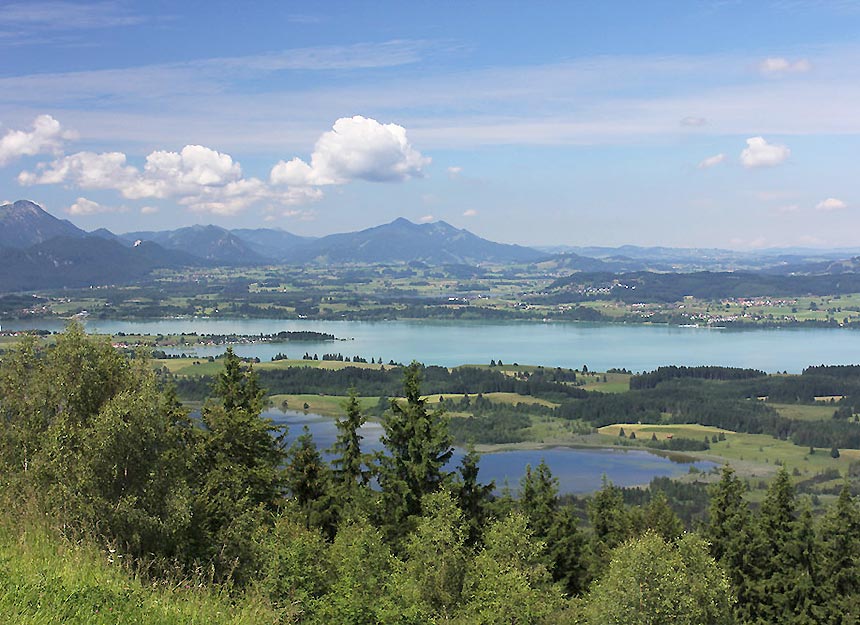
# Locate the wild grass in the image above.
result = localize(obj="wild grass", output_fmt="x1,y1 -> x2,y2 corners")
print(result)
768,402 -> 838,421
156,357 -> 385,376
267,393 -> 378,417
0,520 -> 282,625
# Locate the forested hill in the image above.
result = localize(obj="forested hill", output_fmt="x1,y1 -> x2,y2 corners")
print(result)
546,270 -> 860,302
0,236 -> 201,291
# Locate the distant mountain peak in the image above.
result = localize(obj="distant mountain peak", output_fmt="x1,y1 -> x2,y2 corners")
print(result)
0,199 -> 86,249
279,216 -> 548,265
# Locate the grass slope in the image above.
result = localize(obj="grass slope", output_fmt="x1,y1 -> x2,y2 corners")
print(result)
0,522 -> 279,625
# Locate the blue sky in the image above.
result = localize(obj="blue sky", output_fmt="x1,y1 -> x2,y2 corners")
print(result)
1,0 -> 859,248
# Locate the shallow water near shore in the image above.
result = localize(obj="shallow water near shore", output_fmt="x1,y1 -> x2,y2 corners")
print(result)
272,410 -> 716,494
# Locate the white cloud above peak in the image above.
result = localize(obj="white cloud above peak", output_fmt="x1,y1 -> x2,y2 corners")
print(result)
740,137 -> 790,168
0,114 -> 76,166
19,144 -> 277,216
67,197 -> 124,215
270,116 -> 430,186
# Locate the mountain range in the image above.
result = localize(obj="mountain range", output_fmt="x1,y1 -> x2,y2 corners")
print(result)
0,200 -> 553,291
1,199 -> 859,293
121,217 -> 547,265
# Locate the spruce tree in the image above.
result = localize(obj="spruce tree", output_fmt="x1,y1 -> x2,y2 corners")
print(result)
286,426 -> 333,533
817,483 -> 860,623
545,504 -> 590,596
747,467 -> 820,624
193,348 -> 287,577
453,446 -> 494,547
376,362 -> 454,543
587,476 -> 630,578
519,460 -> 559,538
643,489 -> 684,541
330,389 -> 368,495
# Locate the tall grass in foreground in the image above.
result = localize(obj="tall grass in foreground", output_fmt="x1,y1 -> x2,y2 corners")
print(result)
0,520 -> 283,625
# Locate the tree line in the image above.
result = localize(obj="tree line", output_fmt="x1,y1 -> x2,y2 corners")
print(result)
171,363 -> 589,402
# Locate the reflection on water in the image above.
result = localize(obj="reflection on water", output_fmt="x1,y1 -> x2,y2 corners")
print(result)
271,410 -> 716,495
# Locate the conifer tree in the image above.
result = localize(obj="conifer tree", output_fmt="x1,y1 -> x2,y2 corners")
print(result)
330,389 -> 368,496
193,348 -> 287,577
453,446 -> 494,547
817,483 -> 860,623
545,504 -> 590,596
747,467 -> 820,624
286,426 -> 333,533
587,476 -> 631,577
643,489 -> 684,541
519,459 -> 588,594
706,466 -> 760,624
519,460 -> 559,538
706,466 -> 749,564
376,362 -> 454,543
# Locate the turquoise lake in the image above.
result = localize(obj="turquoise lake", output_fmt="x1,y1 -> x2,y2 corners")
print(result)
6,317 -> 860,373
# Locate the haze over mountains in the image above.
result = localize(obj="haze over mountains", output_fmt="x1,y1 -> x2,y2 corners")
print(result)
2,199 -> 860,292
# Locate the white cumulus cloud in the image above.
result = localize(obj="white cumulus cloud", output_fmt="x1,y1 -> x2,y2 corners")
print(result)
418,214 -> 435,223
66,196 -> 124,215
697,153 -> 725,169
815,197 -> 847,211
20,116 -> 426,216
20,145 -> 243,200
131,144 -> 243,199
270,115 -> 429,186
19,150 -> 137,188
759,57 -> 812,75
18,144 -> 314,216
140,205 -> 159,215
740,137 -> 790,168
463,208 -> 478,217
0,114 -> 76,166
